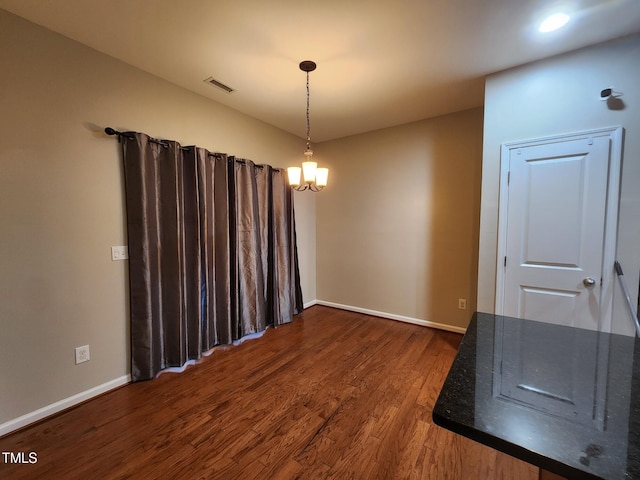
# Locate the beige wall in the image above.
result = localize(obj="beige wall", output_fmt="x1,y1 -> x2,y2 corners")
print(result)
0,10 -> 316,428
478,35 -> 640,335
316,108 -> 483,330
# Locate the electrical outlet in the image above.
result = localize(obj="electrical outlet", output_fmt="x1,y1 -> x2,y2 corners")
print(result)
458,298 -> 467,310
111,246 -> 129,261
75,345 -> 90,364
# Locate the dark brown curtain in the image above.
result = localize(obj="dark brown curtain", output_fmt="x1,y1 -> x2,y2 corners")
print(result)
121,132 -> 303,381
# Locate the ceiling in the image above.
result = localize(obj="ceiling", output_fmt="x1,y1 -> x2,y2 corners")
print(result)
1,0 -> 639,142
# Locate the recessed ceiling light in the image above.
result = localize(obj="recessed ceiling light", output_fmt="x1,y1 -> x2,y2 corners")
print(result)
539,13 -> 570,32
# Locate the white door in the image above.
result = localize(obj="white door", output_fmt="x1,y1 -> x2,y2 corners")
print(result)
496,127 -> 622,332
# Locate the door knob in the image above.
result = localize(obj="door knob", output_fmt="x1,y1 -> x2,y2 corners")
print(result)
583,277 -> 596,287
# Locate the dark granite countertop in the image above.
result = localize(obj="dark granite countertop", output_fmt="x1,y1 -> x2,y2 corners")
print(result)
433,312 -> 640,479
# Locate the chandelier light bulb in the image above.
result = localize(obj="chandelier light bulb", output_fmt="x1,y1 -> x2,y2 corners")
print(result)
302,161 -> 318,183
539,13 -> 570,32
315,168 -> 329,187
287,167 -> 301,187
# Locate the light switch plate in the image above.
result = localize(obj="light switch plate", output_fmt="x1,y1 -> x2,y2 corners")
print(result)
111,246 -> 129,261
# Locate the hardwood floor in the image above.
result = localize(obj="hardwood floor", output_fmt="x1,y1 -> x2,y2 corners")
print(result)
0,306 -> 537,479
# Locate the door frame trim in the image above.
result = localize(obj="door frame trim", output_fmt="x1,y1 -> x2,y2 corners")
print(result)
495,126 -> 623,332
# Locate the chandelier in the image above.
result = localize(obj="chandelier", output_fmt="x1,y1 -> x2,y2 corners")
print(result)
287,60 -> 329,192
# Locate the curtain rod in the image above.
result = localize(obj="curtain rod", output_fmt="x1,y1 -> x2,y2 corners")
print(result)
104,127 -> 271,169
104,127 -> 240,161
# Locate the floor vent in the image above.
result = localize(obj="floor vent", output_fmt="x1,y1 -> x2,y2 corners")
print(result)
203,76 -> 235,93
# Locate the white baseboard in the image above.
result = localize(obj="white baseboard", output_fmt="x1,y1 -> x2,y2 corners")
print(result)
313,300 -> 467,334
0,375 -> 131,437
303,299 -> 318,309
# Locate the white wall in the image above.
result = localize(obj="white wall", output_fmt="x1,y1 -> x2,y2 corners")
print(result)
478,35 -> 640,335
316,109 -> 483,330
0,10 -> 316,431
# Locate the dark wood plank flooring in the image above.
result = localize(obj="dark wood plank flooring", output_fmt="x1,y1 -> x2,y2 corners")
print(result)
0,306 -> 537,479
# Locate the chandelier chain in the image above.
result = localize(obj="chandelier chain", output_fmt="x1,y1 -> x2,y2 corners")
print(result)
306,71 -> 311,149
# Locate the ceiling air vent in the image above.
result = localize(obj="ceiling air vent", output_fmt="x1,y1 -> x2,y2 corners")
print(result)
203,76 -> 235,94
